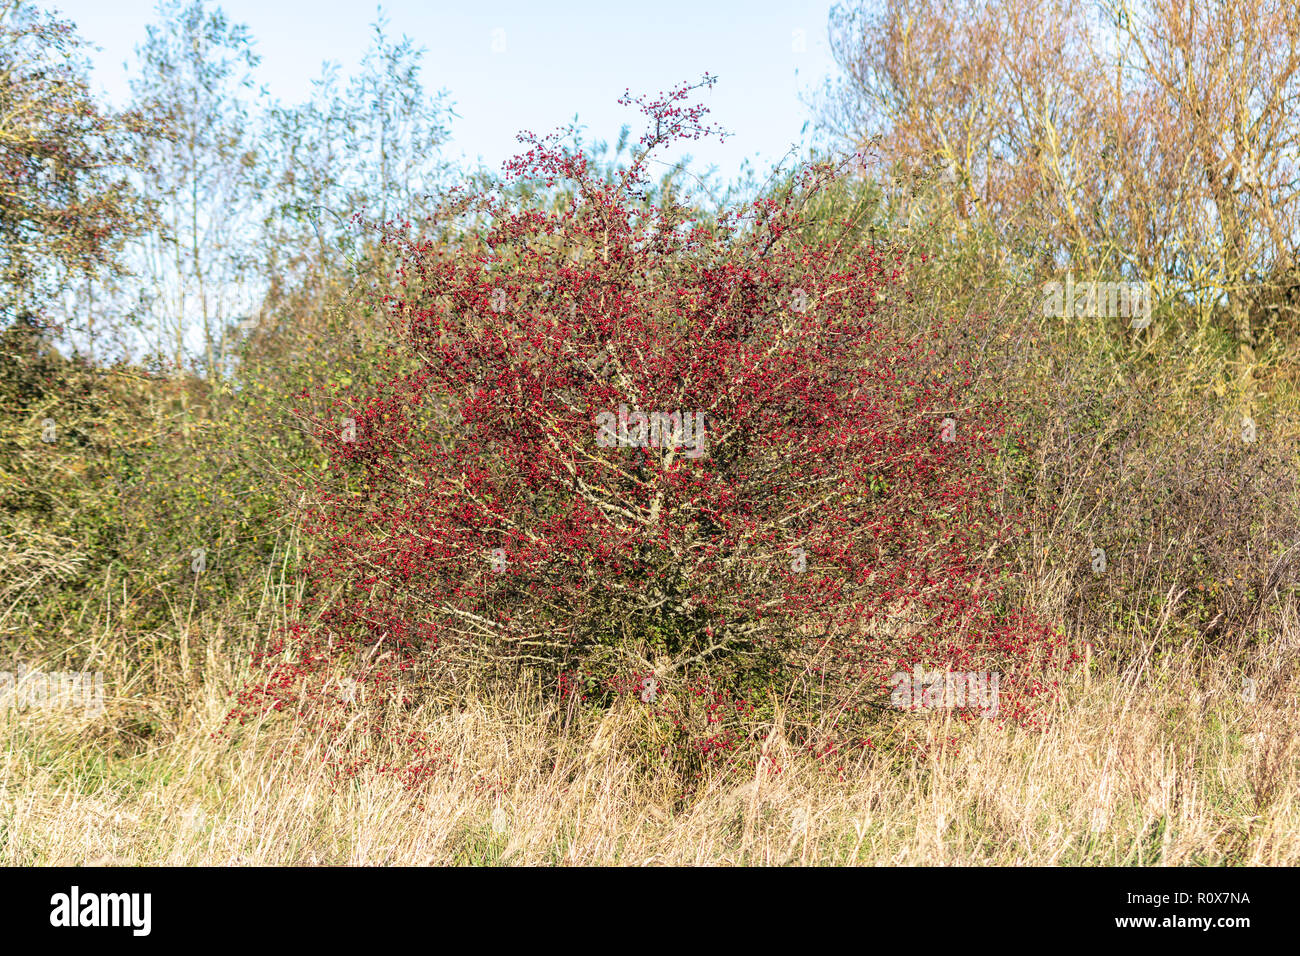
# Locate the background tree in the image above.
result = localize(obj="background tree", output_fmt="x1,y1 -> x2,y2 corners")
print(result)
244,14 -> 454,373
823,0 -> 1300,349
128,0 -> 262,377
0,0 -> 154,340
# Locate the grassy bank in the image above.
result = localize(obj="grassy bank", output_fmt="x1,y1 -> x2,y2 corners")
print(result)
3,631 -> 1296,865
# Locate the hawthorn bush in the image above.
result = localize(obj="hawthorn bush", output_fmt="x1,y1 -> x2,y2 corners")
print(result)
237,78 -> 1076,768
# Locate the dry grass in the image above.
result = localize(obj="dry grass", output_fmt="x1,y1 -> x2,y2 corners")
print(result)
3,621 -> 1296,866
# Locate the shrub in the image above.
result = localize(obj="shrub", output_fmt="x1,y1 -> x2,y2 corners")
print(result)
235,78 -> 1076,773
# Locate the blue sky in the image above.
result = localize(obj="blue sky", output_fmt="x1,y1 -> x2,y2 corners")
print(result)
45,0 -> 846,187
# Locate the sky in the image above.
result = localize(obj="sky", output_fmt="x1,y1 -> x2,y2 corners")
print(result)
43,0 -> 847,188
